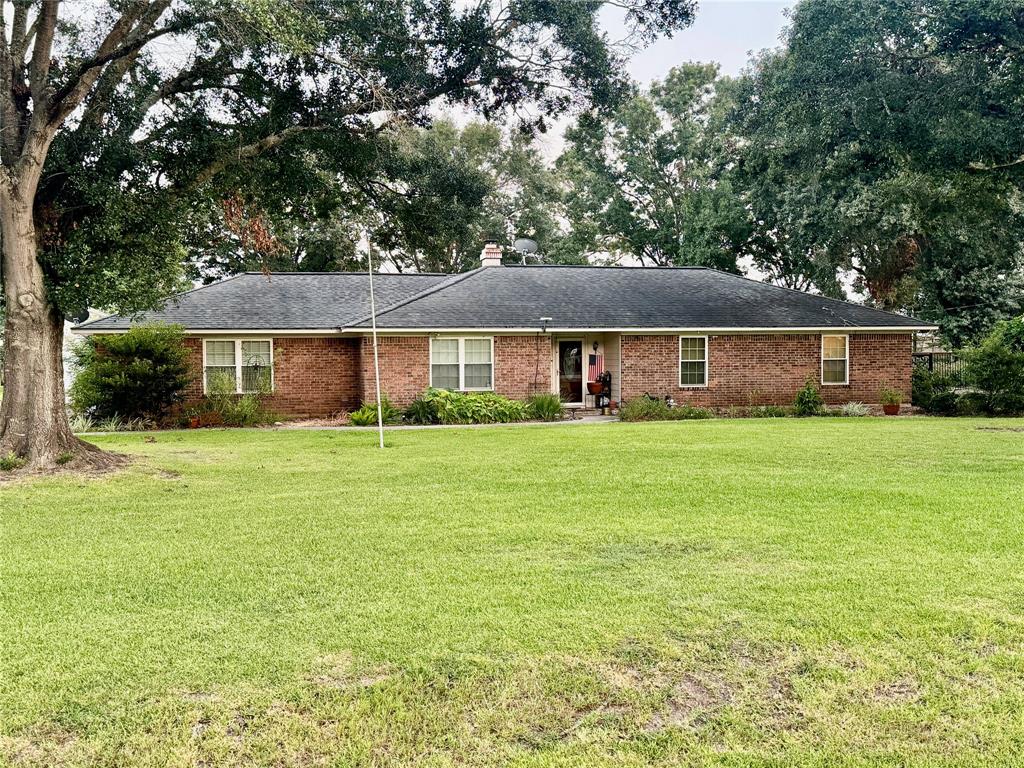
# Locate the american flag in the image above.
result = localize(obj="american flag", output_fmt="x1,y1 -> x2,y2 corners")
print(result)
588,353 -> 604,382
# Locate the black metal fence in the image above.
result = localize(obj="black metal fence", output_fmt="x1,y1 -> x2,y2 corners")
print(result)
913,352 -> 967,386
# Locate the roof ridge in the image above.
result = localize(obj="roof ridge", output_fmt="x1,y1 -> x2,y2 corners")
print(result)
339,268 -> 486,329
699,266 -> 930,326
240,270 -> 450,276
339,268 -> 487,329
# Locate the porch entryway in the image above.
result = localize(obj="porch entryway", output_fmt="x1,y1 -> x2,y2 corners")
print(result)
551,333 -> 621,409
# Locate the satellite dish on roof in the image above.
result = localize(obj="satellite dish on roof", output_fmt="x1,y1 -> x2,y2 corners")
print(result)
513,237 -> 538,254
67,308 -> 90,324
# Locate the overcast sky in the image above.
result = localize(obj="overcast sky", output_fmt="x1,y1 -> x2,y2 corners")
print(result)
613,1 -> 793,82
528,1 -> 792,159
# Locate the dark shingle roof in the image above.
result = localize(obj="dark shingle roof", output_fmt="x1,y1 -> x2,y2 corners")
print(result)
352,266 -> 931,330
74,266 -> 933,333
74,272 -> 453,331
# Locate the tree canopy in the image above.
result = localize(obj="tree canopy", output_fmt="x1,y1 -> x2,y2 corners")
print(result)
724,0 -> 1024,344
557,63 -> 748,269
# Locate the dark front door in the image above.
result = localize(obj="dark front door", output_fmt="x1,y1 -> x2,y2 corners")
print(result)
558,340 -> 583,403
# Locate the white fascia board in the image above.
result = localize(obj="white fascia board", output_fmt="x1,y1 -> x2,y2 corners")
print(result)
76,324 -> 938,337
340,325 -> 937,334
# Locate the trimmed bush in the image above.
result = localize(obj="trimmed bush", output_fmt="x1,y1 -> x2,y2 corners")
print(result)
619,396 -> 713,422
526,393 -> 565,422
793,378 -> 824,417
70,324 -> 190,420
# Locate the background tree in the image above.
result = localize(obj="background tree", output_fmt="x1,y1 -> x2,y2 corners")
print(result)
726,0 -> 1024,344
0,0 -> 696,468
558,63 -> 749,269
193,119 -> 571,278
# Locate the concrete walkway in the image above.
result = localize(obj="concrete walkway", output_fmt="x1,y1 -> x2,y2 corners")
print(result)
276,414 -> 619,431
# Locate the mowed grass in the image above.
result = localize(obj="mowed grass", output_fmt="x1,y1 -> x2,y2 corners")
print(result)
2,419 -> 1024,767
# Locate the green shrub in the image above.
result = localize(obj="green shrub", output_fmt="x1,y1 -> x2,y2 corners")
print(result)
350,396 -> 403,426
69,324 -> 190,420
963,316 -> 1024,415
794,378 -> 824,417
840,402 -> 870,417
0,452 -> 25,472
205,371 -> 276,427
912,366 -> 958,415
748,404 -> 790,418
956,391 -> 987,417
619,396 -> 669,421
403,394 -> 437,425
619,396 -> 713,421
526,393 -> 564,422
420,388 -> 527,424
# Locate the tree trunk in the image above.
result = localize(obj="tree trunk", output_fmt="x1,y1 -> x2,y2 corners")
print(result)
0,187 -> 113,470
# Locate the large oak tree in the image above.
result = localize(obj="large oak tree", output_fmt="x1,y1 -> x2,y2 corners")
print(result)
0,0 -> 694,468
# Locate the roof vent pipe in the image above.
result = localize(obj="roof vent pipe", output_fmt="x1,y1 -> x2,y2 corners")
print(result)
480,240 -> 503,268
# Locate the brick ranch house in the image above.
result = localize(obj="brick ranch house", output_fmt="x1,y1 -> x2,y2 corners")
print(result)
73,250 -> 935,417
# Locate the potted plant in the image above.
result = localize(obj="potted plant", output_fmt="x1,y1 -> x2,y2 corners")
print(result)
879,387 -> 903,416
184,406 -> 201,429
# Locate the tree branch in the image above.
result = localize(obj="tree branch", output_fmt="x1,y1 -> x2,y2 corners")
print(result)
188,125 -> 333,189
968,155 -> 1024,173
27,0 -> 59,114
47,1 -> 174,129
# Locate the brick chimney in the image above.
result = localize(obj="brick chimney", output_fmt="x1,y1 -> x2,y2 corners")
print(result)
480,240 -> 503,268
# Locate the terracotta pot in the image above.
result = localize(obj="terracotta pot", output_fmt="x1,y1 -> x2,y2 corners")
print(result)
586,381 -> 604,395
882,403 -> 900,416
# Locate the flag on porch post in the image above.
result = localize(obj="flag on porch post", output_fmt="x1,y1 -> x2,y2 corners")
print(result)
588,353 -> 604,381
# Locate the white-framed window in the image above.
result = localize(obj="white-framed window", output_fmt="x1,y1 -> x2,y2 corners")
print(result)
679,335 -> 708,387
203,339 -> 274,394
430,337 -> 493,391
821,334 -> 849,385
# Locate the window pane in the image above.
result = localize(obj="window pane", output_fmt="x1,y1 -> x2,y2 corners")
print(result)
464,363 -> 492,389
241,340 -> 271,366
432,364 -> 460,389
464,338 -> 491,364
205,366 -> 237,392
680,337 -> 705,361
823,359 -> 847,383
241,365 -> 272,392
680,361 -> 706,386
823,336 -> 846,360
205,340 -> 235,366
431,339 -> 459,365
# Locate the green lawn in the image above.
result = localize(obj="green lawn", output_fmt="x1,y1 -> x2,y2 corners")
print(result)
2,419 -> 1024,767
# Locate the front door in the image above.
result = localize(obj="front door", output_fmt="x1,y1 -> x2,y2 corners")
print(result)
558,340 -> 583,404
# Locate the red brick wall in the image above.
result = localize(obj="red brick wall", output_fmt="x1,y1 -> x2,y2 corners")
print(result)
178,331 -> 912,416
183,336 -> 361,418
620,333 -> 912,406
358,335 -> 430,407
494,335 -> 551,400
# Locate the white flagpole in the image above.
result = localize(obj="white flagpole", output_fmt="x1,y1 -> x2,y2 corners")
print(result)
367,243 -> 385,449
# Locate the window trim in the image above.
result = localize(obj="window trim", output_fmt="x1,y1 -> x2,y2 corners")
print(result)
202,338 -> 275,394
678,335 -> 709,388
821,334 -> 849,386
429,336 -> 494,392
